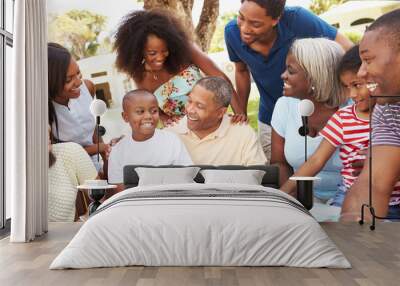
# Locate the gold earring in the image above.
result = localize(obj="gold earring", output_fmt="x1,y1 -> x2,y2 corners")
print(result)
141,58 -> 145,65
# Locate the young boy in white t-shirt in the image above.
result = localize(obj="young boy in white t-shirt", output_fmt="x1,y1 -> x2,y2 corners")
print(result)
108,89 -> 193,191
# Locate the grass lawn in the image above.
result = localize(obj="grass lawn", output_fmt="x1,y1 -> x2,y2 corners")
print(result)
228,97 -> 260,132
247,98 -> 259,131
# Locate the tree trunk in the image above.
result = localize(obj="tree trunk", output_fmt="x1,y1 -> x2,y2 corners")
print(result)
195,0 -> 219,51
143,0 -> 219,52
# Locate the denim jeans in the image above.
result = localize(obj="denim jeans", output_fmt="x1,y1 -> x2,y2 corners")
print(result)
387,205 -> 400,221
328,186 -> 347,207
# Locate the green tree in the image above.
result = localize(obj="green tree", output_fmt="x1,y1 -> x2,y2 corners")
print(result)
209,12 -> 236,53
343,31 -> 362,44
48,10 -> 108,60
310,0 -> 347,15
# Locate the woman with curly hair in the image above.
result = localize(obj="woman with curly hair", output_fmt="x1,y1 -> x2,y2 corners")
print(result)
114,9 -> 240,125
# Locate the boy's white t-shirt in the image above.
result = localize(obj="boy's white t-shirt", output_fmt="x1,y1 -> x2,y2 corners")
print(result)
108,129 -> 193,184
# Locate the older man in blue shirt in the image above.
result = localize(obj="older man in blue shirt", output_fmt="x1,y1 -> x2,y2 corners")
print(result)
225,0 -> 353,163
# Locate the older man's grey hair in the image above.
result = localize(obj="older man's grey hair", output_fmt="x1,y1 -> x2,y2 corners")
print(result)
289,38 -> 346,108
196,76 -> 232,107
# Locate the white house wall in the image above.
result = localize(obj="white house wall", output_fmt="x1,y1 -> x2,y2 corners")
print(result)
78,53 -> 137,107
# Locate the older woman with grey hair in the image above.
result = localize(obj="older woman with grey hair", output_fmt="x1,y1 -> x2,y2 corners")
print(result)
270,38 -> 347,205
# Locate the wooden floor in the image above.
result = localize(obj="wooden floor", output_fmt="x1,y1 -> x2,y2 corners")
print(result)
0,222 -> 399,286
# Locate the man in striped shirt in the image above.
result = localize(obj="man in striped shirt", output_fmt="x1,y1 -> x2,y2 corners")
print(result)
341,9 -> 400,220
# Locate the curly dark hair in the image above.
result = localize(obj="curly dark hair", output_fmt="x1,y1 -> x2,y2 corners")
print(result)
114,9 -> 192,82
240,0 -> 286,19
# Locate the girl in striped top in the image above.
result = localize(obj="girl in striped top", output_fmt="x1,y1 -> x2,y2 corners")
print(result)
280,45 -> 400,208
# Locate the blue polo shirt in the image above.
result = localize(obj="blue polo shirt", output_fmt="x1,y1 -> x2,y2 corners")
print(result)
225,6 -> 337,125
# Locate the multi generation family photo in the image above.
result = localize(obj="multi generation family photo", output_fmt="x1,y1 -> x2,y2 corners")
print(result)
2,0 -> 400,284
43,0 -> 400,223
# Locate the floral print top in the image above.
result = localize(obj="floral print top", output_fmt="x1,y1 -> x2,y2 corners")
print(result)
154,65 -> 202,117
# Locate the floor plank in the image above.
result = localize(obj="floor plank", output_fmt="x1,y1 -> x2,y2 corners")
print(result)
0,222 -> 399,286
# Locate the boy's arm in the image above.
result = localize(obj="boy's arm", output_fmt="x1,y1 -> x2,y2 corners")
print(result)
280,139 -> 336,196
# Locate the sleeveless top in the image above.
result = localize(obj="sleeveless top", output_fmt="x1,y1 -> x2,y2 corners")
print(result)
51,82 -> 95,146
154,65 -> 202,117
51,83 -> 102,171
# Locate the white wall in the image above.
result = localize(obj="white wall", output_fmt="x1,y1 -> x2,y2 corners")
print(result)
78,53 -> 136,107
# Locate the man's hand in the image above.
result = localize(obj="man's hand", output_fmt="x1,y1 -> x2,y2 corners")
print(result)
229,113 -> 249,124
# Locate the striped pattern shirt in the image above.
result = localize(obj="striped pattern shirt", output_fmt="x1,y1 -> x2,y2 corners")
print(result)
372,103 -> 400,147
320,104 -> 369,190
371,103 -> 400,205
320,104 -> 400,205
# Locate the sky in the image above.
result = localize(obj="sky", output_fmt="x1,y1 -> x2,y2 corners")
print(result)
47,0 -> 312,38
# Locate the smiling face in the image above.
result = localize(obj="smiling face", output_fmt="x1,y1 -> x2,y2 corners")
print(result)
122,93 -> 159,141
358,29 -> 400,104
143,34 -> 169,72
57,58 -> 82,102
340,70 -> 374,113
237,1 -> 279,45
281,53 -> 311,99
185,85 -> 226,138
